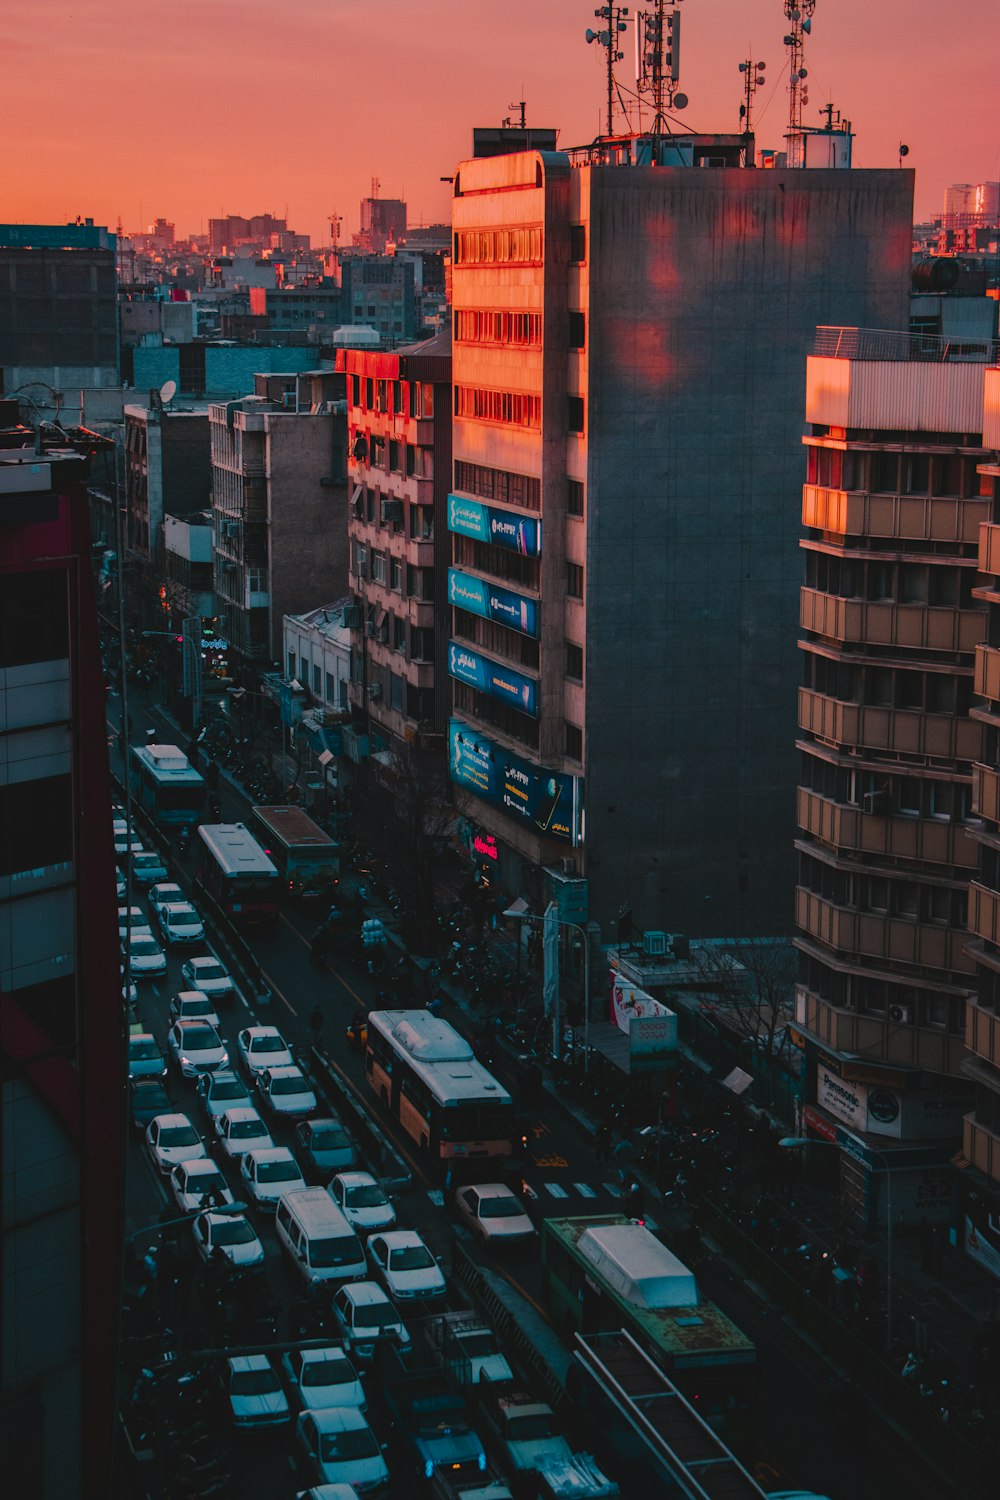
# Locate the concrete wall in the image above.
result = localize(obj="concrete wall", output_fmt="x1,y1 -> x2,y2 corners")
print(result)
581,167 -> 914,939
266,415 -> 349,661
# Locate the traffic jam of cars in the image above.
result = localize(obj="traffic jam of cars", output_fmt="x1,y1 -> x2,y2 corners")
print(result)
119,797 -> 611,1500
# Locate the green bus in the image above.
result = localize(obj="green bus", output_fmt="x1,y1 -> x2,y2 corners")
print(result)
540,1215 -> 755,1428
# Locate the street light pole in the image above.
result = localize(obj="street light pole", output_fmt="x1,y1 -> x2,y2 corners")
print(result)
505,907 -> 591,1071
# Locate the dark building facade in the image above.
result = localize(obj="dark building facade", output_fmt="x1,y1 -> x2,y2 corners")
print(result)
0,222 -> 118,392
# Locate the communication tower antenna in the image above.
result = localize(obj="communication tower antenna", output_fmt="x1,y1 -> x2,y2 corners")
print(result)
585,5 -> 631,138
509,99 -> 527,130
783,1 -> 815,135
634,3 -> 688,161
329,211 -> 343,247
738,57 -> 767,157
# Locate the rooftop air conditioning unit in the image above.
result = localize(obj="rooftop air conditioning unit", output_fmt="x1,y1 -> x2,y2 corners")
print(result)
367,683 -> 383,701
863,790 -> 888,815
888,1004 -> 912,1024
643,930 -> 668,957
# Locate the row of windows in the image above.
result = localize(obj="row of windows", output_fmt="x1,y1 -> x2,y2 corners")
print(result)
353,490 -> 434,539
453,461 -> 540,512
803,552 -> 975,607
349,375 -> 435,420
801,652 -> 971,716
453,682 -> 539,750
286,654 -> 349,709
352,440 -> 434,481
454,385 -> 542,429
454,309 -> 542,346
452,611 -> 540,670
365,605 -> 435,661
805,445 -> 980,500
352,545 -> 435,601
799,851 -> 967,926
453,226 -> 543,265
799,954 -> 962,1031
800,753 -> 977,823
451,534 -> 540,589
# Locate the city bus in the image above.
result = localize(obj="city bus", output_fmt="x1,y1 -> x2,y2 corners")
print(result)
364,1009 -> 514,1163
130,743 -> 205,827
195,822 -> 280,925
540,1216 -> 756,1431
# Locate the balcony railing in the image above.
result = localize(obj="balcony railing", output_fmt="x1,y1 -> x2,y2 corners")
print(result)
963,1114 -> 1000,1185
974,644 -> 1000,703
813,325 -> 1000,363
965,996 -> 1000,1072
800,588 -> 984,654
973,764 -> 1000,825
796,888 -> 975,975
968,881 -> 1000,948
978,523 -> 1000,576
802,484 -> 989,544
798,687 -> 984,761
797,787 -> 980,870
795,984 -> 969,1076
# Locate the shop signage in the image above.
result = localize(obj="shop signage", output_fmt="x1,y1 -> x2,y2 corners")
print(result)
472,832 -> 498,861
447,494 -> 541,556
448,718 -> 579,845
817,1067 -> 868,1131
965,1210 -> 1000,1282
448,568 -> 539,638
448,642 -> 538,717
802,1105 -> 839,1143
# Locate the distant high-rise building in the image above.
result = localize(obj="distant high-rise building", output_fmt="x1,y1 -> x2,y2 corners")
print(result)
355,195 -> 407,255
0,220 -> 118,392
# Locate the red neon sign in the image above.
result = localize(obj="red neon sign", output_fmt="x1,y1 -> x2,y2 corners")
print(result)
472,833 -> 498,861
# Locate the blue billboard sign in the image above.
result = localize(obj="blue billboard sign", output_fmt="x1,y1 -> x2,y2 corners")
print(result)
448,569 -> 539,638
448,642 -> 538,717
449,719 -> 579,845
447,494 -> 541,556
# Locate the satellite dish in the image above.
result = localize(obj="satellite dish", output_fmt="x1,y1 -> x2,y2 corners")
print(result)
673,92 -> 689,110
160,380 -> 177,406
585,27 -> 596,41
899,144 -> 910,158
802,16 -> 812,33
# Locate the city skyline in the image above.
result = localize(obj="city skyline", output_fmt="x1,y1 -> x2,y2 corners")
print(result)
6,0 -> 997,244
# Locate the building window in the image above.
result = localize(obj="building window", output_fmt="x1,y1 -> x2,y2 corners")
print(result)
455,385 -> 542,430
366,489 -> 375,524
565,723 -> 583,762
411,626 -> 434,660
566,642 -> 584,680
567,563 -> 584,599
0,774 -> 73,877
390,557 -> 402,592
287,650 -> 295,678
393,615 -> 407,652
390,673 -> 406,712
568,312 -> 586,349
453,460 -> 540,512
453,226 -> 544,265
372,551 -> 387,584
567,396 -> 584,433
313,664 -> 321,696
567,479 -> 584,516
0,570 -> 69,666
389,439 -> 401,472
454,309 -> 543,347
350,374 -> 361,406
325,671 -> 336,703
353,542 -> 367,578
300,656 -> 310,684
409,505 -> 434,540
569,224 -> 586,262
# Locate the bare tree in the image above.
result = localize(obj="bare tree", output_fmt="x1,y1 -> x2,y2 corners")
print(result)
380,745 -> 454,950
688,937 -> 798,1066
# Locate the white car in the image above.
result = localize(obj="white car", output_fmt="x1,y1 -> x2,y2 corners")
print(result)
167,1019 -> 229,1078
366,1230 -> 446,1303
116,866 -> 127,901
181,955 -> 235,1002
281,1346 -> 365,1412
331,1281 -> 411,1364
158,902 -> 205,945
124,934 -> 168,979
255,1064 -> 317,1121
113,824 -> 144,856
118,905 -> 152,942
149,881 -> 185,915
223,1354 -> 290,1429
240,1146 -> 306,1211
328,1173 -> 396,1235
170,1157 -> 234,1213
294,1407 -> 388,1494
238,1025 -> 293,1077
146,1112 -> 206,1175
197,1069 -> 250,1123
216,1106 -> 274,1160
192,1209 -> 265,1271
169,989 -> 221,1028
453,1183 -> 537,1248
132,850 -> 169,885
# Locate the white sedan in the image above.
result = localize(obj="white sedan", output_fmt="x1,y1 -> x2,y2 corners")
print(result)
149,881 -> 185,915
255,1065 -> 317,1121
294,1407 -> 388,1493
328,1172 -> 396,1234
223,1354 -> 290,1430
238,1026 -> 293,1077
146,1112 -> 206,1175
192,1209 -> 265,1271
281,1345 -> 365,1412
158,902 -> 205,945
216,1106 -> 274,1161
124,934 -> 168,979
170,1157 -> 235,1213
169,989 -> 221,1028
181,955 -> 235,1002
240,1146 -> 306,1210
365,1230 -> 446,1303
453,1182 -> 537,1248
132,850 -> 169,885
118,905 -> 151,942
197,1069 -> 250,1124
167,1019 -> 229,1079
113,825 -> 144,857
116,866 -> 127,901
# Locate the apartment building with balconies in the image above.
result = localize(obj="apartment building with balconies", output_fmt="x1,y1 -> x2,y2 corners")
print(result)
448,146 -> 913,937
795,324 -> 996,1227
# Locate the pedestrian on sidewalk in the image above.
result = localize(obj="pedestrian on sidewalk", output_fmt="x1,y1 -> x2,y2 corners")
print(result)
612,1134 -> 636,1186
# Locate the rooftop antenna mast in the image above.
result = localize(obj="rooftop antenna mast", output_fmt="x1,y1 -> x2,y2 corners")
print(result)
783,1 -> 815,136
509,99 -> 527,130
737,57 -> 767,162
635,2 -> 688,162
586,6 -> 630,138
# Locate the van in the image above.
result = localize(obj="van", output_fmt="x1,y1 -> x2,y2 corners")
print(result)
276,1187 -> 366,1286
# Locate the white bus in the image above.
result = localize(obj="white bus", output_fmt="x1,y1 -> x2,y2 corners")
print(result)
130,743 -> 205,827
195,822 -> 280,924
365,1009 -> 514,1163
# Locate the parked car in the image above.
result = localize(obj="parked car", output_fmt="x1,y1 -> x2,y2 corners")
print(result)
216,1106 -> 274,1161
328,1173 -> 396,1235
223,1354 -> 290,1429
129,1078 -> 171,1134
132,850 -> 170,885
281,1345 -> 365,1412
116,866 -> 127,901
295,1116 -> 356,1180
453,1183 -> 536,1249
255,1064 -> 317,1121
365,1230 -> 446,1304
294,1406 -> 388,1494
169,989 -> 221,1028
238,1025 -> 293,1077
181,954 -> 235,1003
167,1019 -> 229,1079
192,1209 -> 265,1271
118,905 -> 151,943
128,1031 -> 166,1080
331,1282 -> 411,1365
157,901 -> 205,945
146,1112 -> 206,1175
113,826 -> 144,857
197,1068 -> 250,1124
240,1146 -> 306,1211
149,881 -> 185,915
124,934 -> 167,979
170,1157 -> 234,1213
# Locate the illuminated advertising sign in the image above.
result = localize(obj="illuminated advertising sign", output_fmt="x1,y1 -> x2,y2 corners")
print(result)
448,642 -> 538,717
447,494 -> 541,555
447,568 -> 539,638
449,718 -> 579,845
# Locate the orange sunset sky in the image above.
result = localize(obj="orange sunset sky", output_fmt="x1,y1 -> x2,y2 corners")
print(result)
6,0 -> 998,243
